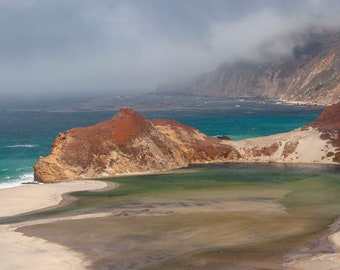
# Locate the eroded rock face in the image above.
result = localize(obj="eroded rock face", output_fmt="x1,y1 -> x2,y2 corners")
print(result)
251,143 -> 279,157
152,119 -> 240,163
34,108 -> 240,183
310,101 -> 340,162
281,141 -> 299,158
310,101 -> 340,131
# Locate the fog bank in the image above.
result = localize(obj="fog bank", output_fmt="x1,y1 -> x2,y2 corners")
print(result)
0,0 -> 340,99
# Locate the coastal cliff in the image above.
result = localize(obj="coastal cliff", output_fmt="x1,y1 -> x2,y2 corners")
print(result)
156,30 -> 340,106
34,108 -> 239,183
34,103 -> 340,183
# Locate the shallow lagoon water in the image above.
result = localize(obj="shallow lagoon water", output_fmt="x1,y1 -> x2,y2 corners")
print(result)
10,163 -> 340,269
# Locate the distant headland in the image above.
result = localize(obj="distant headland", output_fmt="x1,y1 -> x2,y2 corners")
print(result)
156,29 -> 340,106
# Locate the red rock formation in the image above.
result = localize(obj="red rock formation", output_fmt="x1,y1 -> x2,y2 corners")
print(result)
281,141 -> 299,158
251,143 -> 279,157
34,108 -> 240,183
152,119 -> 239,163
310,102 -> 340,163
311,102 -> 340,131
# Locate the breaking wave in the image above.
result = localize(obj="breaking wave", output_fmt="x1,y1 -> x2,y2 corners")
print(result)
0,173 -> 35,189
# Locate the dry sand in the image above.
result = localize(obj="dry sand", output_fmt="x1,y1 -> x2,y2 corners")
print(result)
0,180 -> 107,270
229,127 -> 337,164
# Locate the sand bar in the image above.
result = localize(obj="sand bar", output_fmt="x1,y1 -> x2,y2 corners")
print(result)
0,180 -> 108,270
0,180 -> 108,217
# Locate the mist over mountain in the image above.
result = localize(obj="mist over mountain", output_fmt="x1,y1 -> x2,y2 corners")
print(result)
156,28 -> 340,105
1,1 -> 340,100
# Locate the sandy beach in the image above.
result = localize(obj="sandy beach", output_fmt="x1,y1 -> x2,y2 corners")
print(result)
0,180 -> 107,270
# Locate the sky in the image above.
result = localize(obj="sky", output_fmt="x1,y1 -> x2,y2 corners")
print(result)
0,0 -> 340,99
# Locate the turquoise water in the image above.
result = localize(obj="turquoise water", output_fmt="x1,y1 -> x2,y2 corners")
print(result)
0,99 -> 323,188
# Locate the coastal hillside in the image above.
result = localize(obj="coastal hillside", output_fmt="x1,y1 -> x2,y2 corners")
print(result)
34,108 -> 239,183
34,103 -> 340,183
156,29 -> 340,105
229,102 -> 340,163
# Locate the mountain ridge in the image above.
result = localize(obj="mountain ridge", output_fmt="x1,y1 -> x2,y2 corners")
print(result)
156,29 -> 340,105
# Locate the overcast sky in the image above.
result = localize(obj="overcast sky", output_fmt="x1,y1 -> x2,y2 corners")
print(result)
0,0 -> 340,99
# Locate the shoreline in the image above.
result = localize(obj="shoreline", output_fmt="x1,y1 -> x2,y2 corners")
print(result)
0,171 -> 340,269
0,180 -> 108,218
286,218 -> 340,270
0,180 -> 109,270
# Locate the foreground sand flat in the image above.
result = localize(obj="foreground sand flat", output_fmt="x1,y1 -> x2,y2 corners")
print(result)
0,180 -> 107,270
0,177 -> 340,269
0,224 -> 88,270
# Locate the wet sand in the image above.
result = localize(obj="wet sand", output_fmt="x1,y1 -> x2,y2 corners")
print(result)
11,185 -> 340,270
0,180 -> 108,270
16,200 -> 340,270
1,171 -> 340,270
285,219 -> 340,270
0,180 -> 108,217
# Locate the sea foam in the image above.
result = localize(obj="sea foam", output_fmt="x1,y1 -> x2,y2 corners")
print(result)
0,173 -> 35,189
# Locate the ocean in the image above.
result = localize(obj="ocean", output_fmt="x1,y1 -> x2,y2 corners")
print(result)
0,97 -> 324,189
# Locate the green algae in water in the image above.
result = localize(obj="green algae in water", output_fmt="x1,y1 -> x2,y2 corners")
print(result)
72,163 -> 340,212
9,163 -> 340,269
4,163 -> 340,222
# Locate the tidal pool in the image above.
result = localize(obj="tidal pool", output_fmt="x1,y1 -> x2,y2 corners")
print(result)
14,163 -> 340,269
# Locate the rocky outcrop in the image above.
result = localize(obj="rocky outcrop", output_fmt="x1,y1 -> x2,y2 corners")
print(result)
152,119 -> 239,163
34,103 -> 340,183
156,29 -> 340,106
310,102 -> 340,162
34,108 -> 240,183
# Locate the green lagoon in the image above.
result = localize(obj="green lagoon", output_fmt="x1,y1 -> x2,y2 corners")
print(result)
6,163 -> 340,269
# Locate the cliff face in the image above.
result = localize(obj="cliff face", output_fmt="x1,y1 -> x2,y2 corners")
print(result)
34,108 -> 240,183
310,102 -> 340,162
156,30 -> 340,106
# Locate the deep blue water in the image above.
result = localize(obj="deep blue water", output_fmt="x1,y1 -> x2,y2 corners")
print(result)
0,99 -> 323,188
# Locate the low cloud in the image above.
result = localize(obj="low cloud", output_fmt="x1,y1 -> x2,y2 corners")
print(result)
0,0 -> 340,99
